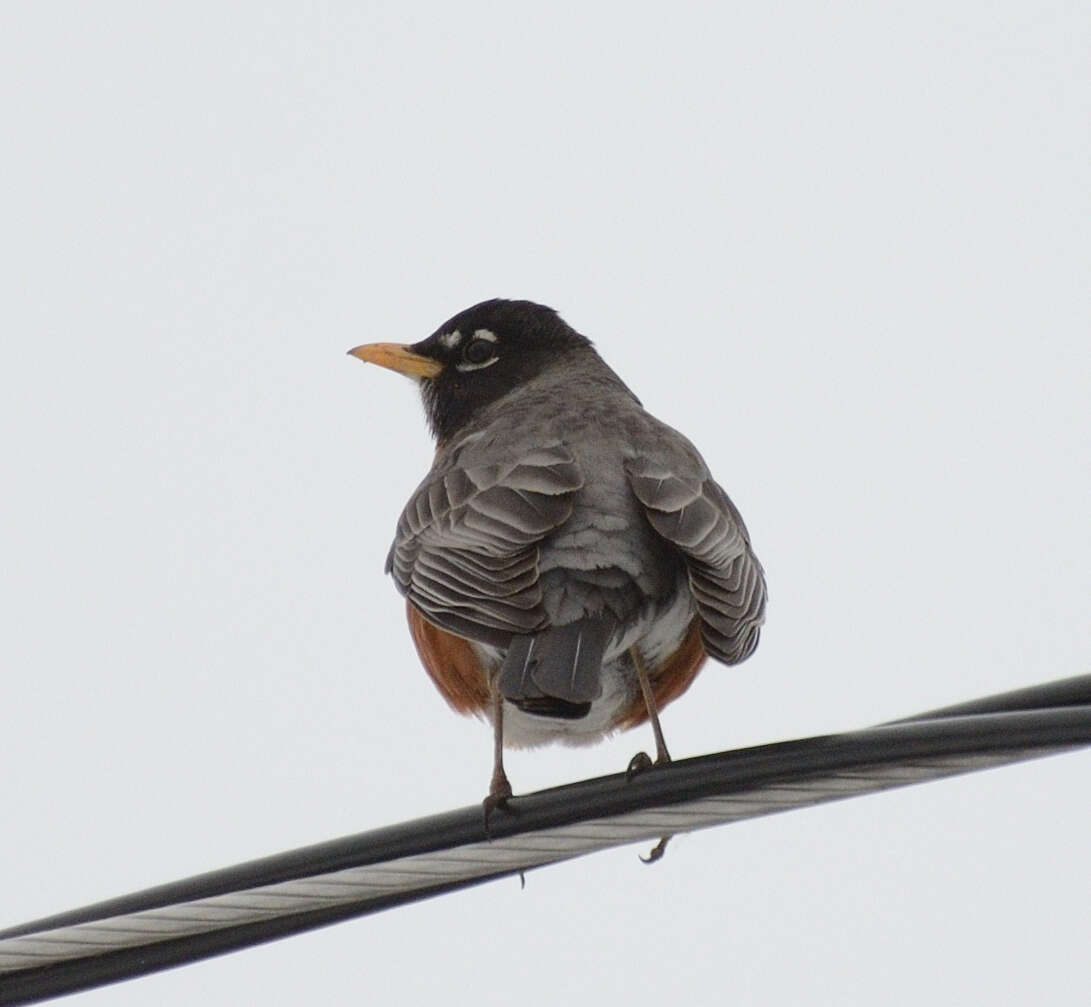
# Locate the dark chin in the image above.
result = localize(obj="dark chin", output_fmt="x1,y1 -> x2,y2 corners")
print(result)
419,374 -> 477,444
418,377 -> 443,440
421,365 -> 517,444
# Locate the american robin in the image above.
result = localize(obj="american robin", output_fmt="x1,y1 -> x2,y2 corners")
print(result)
349,299 -> 766,816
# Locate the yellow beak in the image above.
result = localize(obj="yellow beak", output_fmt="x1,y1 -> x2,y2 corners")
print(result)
347,342 -> 443,379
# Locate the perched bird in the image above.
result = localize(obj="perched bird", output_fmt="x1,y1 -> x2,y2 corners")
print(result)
349,299 -> 766,813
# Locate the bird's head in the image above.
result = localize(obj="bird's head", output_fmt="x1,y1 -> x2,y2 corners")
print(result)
349,299 -> 595,442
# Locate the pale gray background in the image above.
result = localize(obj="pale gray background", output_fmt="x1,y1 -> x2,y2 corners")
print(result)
3,3 -> 1089,1004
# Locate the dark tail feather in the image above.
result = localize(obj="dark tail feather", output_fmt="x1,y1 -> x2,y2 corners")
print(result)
496,618 -> 613,718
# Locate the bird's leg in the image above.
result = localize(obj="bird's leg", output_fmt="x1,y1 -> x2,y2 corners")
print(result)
626,647 -> 674,864
482,686 -> 512,832
636,647 -> 671,765
626,646 -> 672,777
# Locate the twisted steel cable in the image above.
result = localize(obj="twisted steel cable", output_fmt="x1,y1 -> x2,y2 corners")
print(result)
2,674 -> 1090,1006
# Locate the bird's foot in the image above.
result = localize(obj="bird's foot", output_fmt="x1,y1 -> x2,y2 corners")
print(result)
627,750 -> 673,861
482,774 -> 514,835
626,749 -> 671,780
626,751 -> 654,779
640,835 -> 672,865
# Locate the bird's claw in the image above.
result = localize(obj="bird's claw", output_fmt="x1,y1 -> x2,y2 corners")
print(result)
626,750 -> 654,779
482,778 -> 514,835
640,835 -> 671,864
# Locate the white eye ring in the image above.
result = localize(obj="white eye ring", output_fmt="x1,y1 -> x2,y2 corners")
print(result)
456,349 -> 499,372
456,330 -> 499,371
456,358 -> 498,372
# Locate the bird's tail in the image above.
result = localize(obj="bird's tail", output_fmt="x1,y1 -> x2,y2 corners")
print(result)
496,618 -> 613,720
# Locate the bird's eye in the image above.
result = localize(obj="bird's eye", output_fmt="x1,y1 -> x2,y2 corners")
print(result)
463,339 -> 495,365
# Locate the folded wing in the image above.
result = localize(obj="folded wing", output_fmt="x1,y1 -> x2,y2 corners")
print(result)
387,440 -> 584,647
626,454 -> 766,665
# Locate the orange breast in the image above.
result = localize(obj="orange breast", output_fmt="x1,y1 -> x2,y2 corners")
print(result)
406,602 -> 491,715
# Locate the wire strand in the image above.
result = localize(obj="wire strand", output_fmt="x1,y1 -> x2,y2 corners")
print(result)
2,674 -> 1090,1006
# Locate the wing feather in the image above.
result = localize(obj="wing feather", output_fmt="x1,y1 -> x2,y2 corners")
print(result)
388,440 -> 583,646
627,455 -> 766,665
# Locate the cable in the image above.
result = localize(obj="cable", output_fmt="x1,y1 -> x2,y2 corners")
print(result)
2,674 -> 1090,1006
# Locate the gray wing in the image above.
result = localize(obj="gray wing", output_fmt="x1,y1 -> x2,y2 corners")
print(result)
387,440 -> 584,647
626,454 -> 766,665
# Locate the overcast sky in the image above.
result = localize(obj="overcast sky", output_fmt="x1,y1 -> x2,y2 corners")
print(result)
3,3 -> 1089,1004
